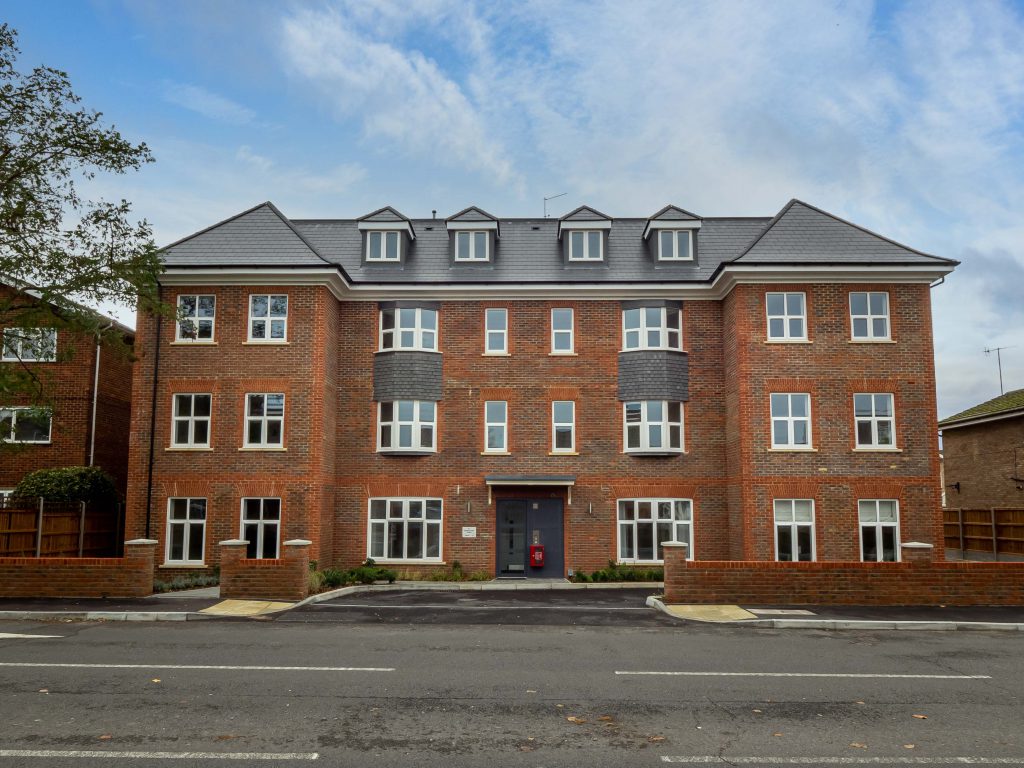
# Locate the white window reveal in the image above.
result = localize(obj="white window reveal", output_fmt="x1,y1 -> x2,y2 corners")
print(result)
484,400 -> 507,453
0,407 -> 52,444
854,393 -> 895,448
624,401 -> 683,452
859,499 -> 900,562
380,307 -> 438,352
455,231 -> 489,262
378,401 -> 436,452
484,308 -> 507,354
248,295 -> 288,342
770,393 -> 812,449
172,394 -> 211,447
568,230 -> 603,261
774,499 -> 815,562
765,292 -> 807,341
658,230 -> 692,261
175,294 -> 215,342
617,498 -> 693,563
622,306 -> 682,350
368,498 -> 443,561
850,291 -> 890,340
552,400 -> 575,453
245,393 -> 285,447
1,328 -> 57,362
241,497 -> 280,559
367,231 -> 402,262
551,308 -> 574,353
166,497 -> 206,564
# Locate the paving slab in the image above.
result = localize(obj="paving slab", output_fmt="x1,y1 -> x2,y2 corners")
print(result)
199,599 -> 294,616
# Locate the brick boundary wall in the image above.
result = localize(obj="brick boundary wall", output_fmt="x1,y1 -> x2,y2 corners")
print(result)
0,539 -> 157,598
219,539 -> 311,602
661,542 -> 1024,606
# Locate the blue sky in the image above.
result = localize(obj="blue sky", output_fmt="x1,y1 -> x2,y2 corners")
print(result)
4,0 -> 1024,418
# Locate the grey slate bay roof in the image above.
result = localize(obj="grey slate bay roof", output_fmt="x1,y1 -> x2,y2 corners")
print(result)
159,199 -> 957,285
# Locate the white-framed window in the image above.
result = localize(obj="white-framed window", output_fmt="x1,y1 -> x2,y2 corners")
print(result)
622,306 -> 682,350
551,308 -> 574,353
248,294 -> 288,342
368,498 -> 443,561
770,393 -> 812,448
657,230 -> 693,261
244,393 -> 284,447
552,400 -> 575,453
859,499 -> 900,562
484,308 -> 507,354
1,328 -> 57,362
166,497 -> 207,564
241,497 -> 280,559
854,393 -> 895,448
850,291 -> 890,340
624,401 -> 683,452
380,307 -> 438,352
455,231 -> 489,262
171,394 -> 211,447
367,230 -> 401,262
774,499 -> 815,562
0,489 -> 14,507
766,292 -> 807,341
378,400 -> 436,452
568,230 -> 603,261
175,294 -> 215,342
484,400 -> 507,453
617,498 -> 693,563
0,407 -> 52,444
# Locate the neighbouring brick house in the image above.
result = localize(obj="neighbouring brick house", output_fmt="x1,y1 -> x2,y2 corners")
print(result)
940,389 -> 1024,508
124,199 -> 957,578
0,281 -> 135,500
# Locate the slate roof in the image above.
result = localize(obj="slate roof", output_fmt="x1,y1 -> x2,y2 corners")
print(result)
939,388 -> 1024,429
732,200 -> 957,266
159,199 -> 957,285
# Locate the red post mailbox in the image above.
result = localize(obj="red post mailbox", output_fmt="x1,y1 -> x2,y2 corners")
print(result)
529,544 -> 545,568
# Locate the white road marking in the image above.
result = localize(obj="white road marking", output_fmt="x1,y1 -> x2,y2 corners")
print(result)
662,758 -> 1024,764
0,634 -> 63,639
0,663 -> 392,672
618,671 -> 990,679
317,603 -> 650,611
0,750 -> 318,761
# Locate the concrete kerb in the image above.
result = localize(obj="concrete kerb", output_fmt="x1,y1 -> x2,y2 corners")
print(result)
646,596 -> 1024,631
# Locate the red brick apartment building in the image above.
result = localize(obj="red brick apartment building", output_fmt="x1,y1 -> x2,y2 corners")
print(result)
1,282 -> 135,499
124,200 -> 957,577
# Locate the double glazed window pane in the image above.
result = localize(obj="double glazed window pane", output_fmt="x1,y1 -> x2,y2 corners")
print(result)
622,306 -> 682,350
369,231 -> 400,261
766,292 -> 806,339
552,401 -> 574,450
771,394 -> 810,447
851,291 -> 890,339
381,308 -> 438,351
379,400 -> 436,450
168,498 -> 206,563
624,401 -> 683,451
485,308 -> 507,353
617,499 -> 692,562
173,394 -> 211,446
552,309 -> 573,352
368,498 -> 442,560
242,498 -> 280,559
456,231 -> 488,261
249,295 -> 288,341
177,295 -> 215,341
485,401 -> 507,451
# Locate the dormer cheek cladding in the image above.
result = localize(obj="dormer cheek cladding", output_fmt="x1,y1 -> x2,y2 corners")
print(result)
617,300 -> 689,402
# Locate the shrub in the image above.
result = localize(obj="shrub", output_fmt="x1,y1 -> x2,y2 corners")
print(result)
321,568 -> 347,589
153,568 -> 219,593
13,466 -> 118,504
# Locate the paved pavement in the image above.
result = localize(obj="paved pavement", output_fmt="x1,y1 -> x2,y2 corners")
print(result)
1,614 -> 1023,766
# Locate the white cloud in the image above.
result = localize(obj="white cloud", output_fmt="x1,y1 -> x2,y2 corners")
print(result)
278,6 -> 521,189
162,82 -> 256,125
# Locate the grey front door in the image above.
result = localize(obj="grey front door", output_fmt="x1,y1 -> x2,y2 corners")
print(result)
496,498 -> 564,578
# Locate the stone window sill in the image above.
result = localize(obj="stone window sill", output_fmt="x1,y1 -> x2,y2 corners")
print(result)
853,447 -> 903,453
243,341 -> 290,346
849,339 -> 896,344
238,447 -> 288,452
768,447 -> 818,452
549,352 -> 578,357
482,353 -> 511,357
159,563 -> 207,569
764,339 -> 811,344
378,450 -> 436,456
624,450 -> 686,457
481,451 -> 512,456
549,451 -> 579,456
166,447 -> 214,452
170,341 -> 217,346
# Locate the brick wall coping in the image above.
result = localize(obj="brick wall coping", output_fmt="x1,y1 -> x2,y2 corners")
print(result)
219,539 -> 248,547
674,559 -> 1024,570
662,541 -> 689,550
125,539 -> 159,546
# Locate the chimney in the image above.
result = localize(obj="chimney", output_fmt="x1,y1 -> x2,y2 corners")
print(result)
432,209 -> 437,220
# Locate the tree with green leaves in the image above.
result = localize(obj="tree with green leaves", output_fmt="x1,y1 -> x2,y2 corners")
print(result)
0,23 -> 161,405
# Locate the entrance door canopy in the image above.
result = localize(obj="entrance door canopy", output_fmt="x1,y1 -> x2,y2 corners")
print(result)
484,475 -> 576,505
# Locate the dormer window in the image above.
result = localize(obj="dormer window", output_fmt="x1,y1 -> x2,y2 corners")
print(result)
455,231 -> 489,262
658,230 -> 693,261
568,230 -> 603,261
367,231 -> 401,262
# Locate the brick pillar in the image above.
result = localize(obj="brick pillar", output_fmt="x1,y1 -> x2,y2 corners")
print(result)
901,541 -> 935,565
661,541 -> 689,604
218,539 -> 248,598
123,538 -> 158,597
283,539 -> 312,602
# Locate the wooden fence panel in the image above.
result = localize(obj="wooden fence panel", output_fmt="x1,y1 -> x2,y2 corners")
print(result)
0,499 -> 121,558
944,507 -> 1024,559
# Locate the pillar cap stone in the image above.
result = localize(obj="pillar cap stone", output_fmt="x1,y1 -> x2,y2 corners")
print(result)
661,541 -> 689,549
283,539 -> 313,547
900,542 -> 935,549
218,539 -> 249,547
124,538 -> 159,546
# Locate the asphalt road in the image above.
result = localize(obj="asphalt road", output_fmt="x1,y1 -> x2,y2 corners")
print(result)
0,605 -> 1022,767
